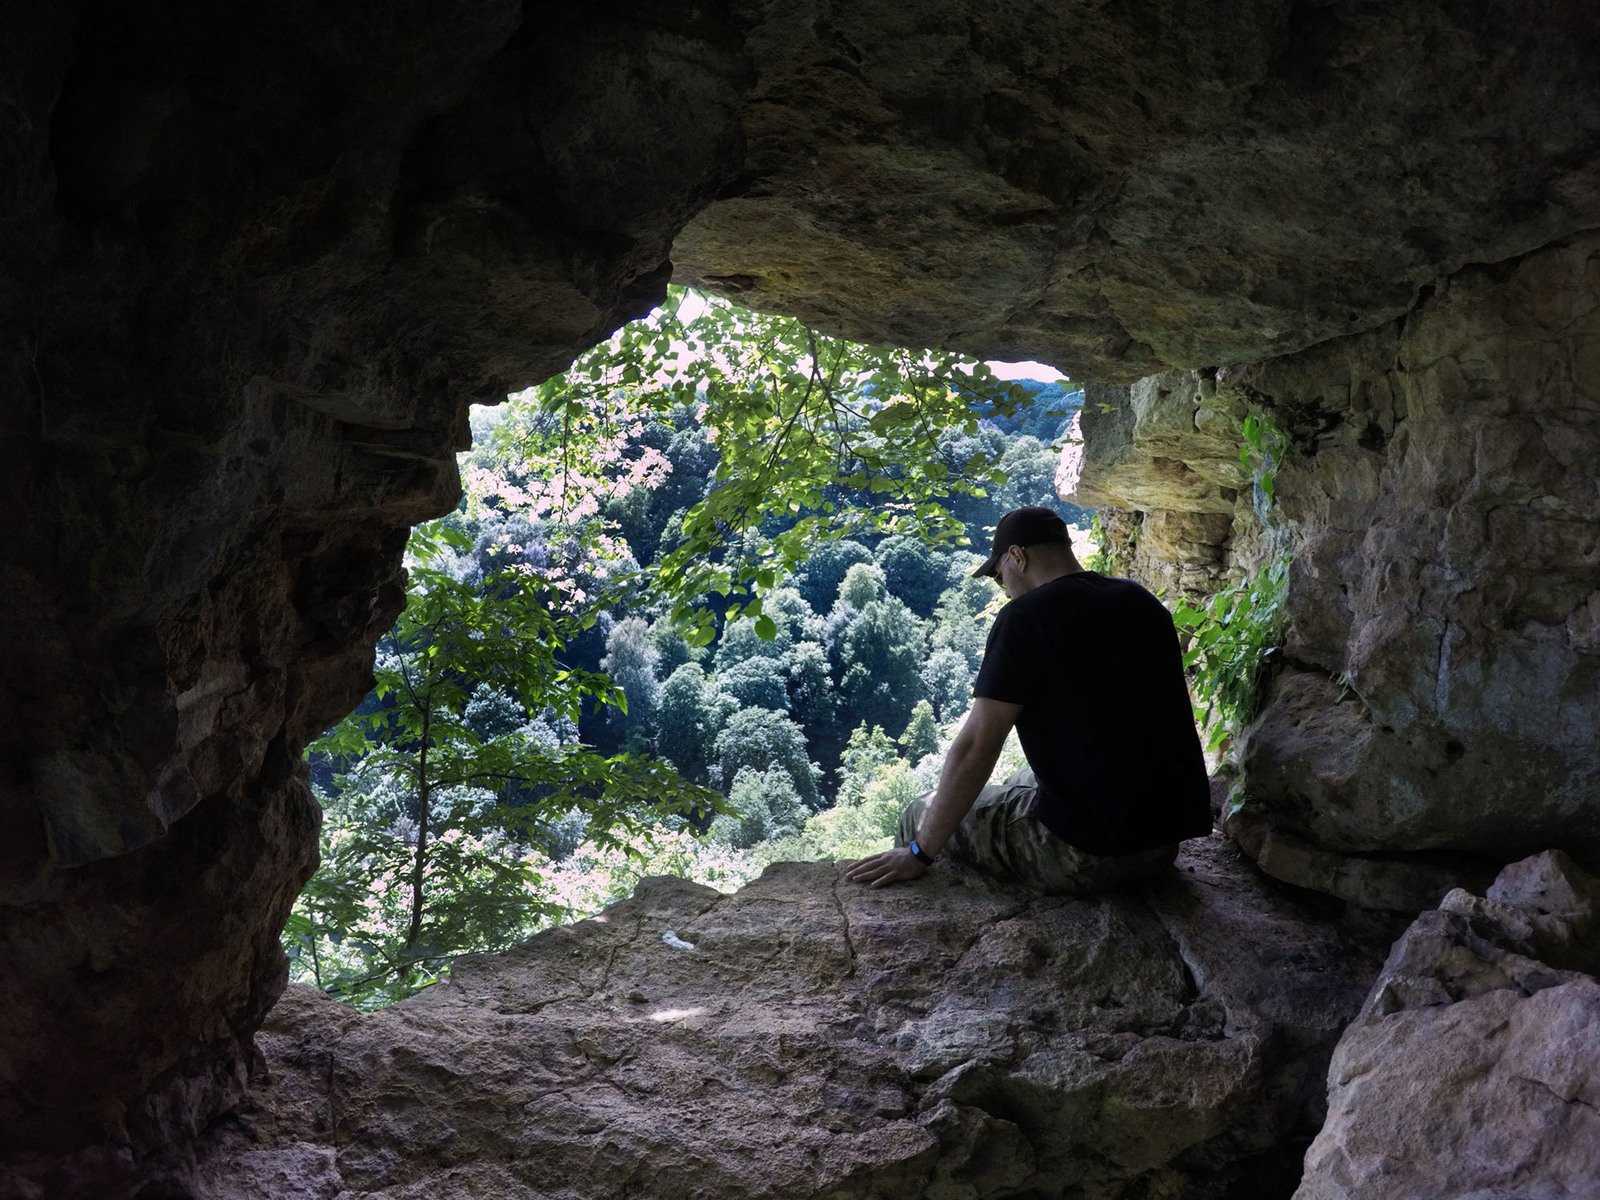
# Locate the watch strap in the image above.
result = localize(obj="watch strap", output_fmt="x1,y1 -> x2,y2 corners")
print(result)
908,839 -> 936,865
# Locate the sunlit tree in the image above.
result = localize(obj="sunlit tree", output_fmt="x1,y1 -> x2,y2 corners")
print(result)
713,708 -> 822,812
796,540 -> 873,612
655,662 -> 714,784
899,699 -> 941,762
921,646 -> 973,722
601,616 -> 661,749
835,722 -> 900,808
288,528 -> 712,1006
710,766 -> 806,850
835,594 -> 927,737
712,656 -> 789,712
837,561 -> 888,610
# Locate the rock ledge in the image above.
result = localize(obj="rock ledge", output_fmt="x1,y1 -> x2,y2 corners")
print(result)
180,839 -> 1406,1200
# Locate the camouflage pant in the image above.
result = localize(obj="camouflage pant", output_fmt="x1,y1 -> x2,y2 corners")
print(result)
896,767 -> 1178,895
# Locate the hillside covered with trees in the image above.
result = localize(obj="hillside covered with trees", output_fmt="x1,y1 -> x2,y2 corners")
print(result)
287,289 -> 1087,1006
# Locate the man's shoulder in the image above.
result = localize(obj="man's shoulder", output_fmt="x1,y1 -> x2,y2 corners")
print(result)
1017,570 -> 1151,607
1055,571 -> 1165,610
1004,573 -> 1172,638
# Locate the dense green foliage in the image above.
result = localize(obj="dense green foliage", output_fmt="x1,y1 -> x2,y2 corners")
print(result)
1171,410 -> 1294,753
1171,554 -> 1290,753
288,288 -> 1088,1007
287,529 -> 718,1007
1240,412 -> 1291,505
469,289 -> 1084,645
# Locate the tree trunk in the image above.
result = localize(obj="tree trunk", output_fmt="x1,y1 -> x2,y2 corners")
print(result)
407,710 -> 431,950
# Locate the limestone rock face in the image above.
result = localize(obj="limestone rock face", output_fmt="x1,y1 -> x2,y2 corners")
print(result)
1063,234 -> 1600,897
172,845 -> 1404,1200
1057,376 -> 1264,598
1,0 -> 748,1181
1234,235 -> 1600,866
1294,851 -> 1600,1198
678,0 -> 1600,381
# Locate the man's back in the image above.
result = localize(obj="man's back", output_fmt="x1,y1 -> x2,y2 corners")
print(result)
973,571 -> 1212,855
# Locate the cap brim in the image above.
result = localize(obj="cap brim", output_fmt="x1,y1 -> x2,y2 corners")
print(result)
972,553 -> 1001,579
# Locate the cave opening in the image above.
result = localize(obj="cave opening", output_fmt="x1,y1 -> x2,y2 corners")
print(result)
290,286 -> 1100,1009
5,2 -> 1599,1195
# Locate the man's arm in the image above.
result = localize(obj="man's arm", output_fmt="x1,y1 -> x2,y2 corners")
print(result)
843,697 -> 1021,888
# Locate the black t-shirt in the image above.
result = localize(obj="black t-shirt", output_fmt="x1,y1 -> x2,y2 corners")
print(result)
972,571 -> 1211,855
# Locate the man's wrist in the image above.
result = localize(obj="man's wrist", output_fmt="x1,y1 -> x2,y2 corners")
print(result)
908,839 -> 937,865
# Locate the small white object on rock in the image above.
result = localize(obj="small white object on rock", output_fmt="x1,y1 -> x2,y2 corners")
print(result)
662,931 -> 696,951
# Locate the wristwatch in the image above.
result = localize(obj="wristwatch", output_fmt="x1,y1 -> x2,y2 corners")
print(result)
908,840 -> 936,865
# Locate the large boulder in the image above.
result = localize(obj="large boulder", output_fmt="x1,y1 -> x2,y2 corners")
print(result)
1295,851 -> 1600,1198
175,844 -> 1405,1200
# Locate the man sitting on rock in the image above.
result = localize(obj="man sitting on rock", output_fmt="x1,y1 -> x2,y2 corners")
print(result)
846,506 -> 1212,893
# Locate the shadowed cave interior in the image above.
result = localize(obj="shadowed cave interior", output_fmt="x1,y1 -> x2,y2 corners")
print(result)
2,1 -> 1598,1196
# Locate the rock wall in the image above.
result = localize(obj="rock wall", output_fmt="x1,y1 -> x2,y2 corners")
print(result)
0,0 -> 750,1184
175,846 -> 1405,1200
1064,235 -> 1600,904
1234,236 -> 1600,871
1056,377 -> 1268,599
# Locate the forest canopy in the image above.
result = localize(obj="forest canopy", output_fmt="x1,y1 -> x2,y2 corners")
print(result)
287,288 -> 1087,1007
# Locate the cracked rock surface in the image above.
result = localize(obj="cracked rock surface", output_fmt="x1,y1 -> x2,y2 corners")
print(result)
179,840 -> 1404,1200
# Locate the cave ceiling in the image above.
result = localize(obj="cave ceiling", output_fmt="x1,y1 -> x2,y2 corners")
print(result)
4,1 -> 1595,402
674,0 -> 1600,381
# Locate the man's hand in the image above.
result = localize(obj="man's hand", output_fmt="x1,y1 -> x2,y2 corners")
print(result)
844,699 -> 1020,891
844,846 -> 928,888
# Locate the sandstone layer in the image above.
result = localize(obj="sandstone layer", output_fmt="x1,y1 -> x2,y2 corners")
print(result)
171,843 -> 1403,1200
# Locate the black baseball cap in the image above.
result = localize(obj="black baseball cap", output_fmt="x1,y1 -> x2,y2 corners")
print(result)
973,507 -> 1070,578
